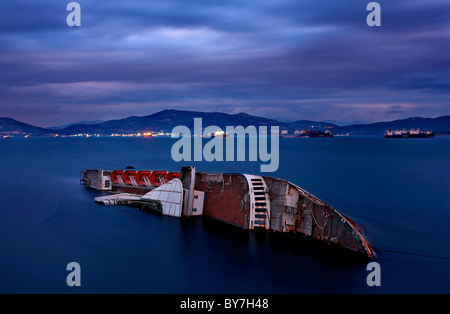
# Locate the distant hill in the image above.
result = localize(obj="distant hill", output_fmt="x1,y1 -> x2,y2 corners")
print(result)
58,109 -> 336,135
332,116 -> 450,135
0,110 -> 449,137
48,120 -> 104,130
0,118 -> 56,136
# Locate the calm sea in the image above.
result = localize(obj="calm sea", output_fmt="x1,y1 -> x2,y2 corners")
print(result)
0,136 -> 449,293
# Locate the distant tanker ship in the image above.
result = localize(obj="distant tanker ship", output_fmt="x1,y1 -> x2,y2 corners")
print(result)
384,129 -> 434,138
281,129 -> 333,138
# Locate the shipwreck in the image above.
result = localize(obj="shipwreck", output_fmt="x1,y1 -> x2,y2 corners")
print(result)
81,166 -> 375,258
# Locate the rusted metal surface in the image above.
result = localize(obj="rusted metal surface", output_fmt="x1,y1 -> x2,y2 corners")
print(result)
260,176 -> 374,257
263,178 -> 286,232
281,212 -> 296,233
194,172 -> 374,257
195,173 -> 250,229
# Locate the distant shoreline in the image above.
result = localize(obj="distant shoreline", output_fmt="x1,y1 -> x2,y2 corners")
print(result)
1,110 -> 449,137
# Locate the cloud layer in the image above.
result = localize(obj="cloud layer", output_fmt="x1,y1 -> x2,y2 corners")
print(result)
0,0 -> 449,126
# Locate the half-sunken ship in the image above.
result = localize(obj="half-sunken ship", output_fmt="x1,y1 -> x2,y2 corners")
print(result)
81,166 -> 375,258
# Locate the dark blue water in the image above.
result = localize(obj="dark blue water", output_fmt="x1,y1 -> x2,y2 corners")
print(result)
0,136 -> 449,293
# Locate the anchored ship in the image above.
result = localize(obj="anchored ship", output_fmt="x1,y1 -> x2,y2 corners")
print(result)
280,130 -> 333,138
81,166 -> 375,258
384,129 -> 434,138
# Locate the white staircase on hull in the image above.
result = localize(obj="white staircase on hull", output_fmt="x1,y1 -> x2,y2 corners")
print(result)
244,174 -> 271,230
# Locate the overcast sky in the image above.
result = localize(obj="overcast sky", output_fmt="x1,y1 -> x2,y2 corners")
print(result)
0,0 -> 448,126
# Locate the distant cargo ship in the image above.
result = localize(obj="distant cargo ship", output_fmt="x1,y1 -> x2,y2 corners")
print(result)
280,129 -> 333,138
384,129 -> 434,138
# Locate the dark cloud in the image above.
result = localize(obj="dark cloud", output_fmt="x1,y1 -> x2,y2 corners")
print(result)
0,0 -> 448,126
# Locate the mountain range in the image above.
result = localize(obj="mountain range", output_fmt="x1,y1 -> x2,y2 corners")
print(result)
0,117 -> 56,137
1,109 -> 449,137
47,120 -> 104,130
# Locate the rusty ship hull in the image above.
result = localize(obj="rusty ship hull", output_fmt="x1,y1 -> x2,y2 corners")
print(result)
82,166 -> 375,258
